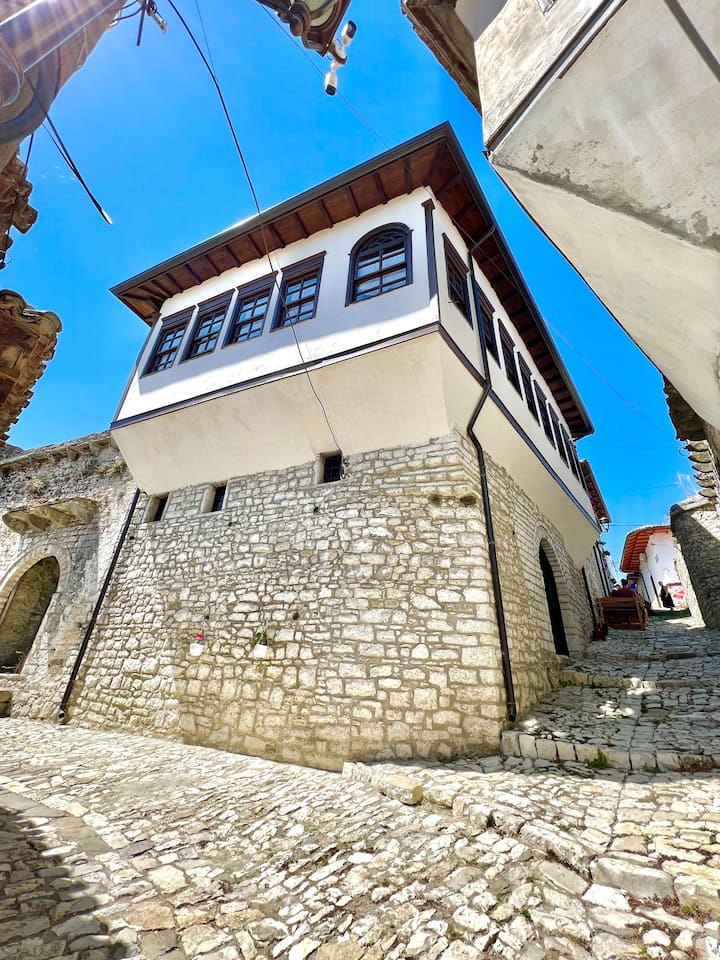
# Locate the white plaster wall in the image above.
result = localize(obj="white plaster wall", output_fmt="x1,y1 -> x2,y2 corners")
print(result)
497,169 -> 720,431
432,202 -> 591,507
117,190 -> 437,423
639,532 -> 682,607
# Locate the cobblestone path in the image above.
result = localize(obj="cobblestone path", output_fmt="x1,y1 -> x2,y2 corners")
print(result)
1,620 -> 719,959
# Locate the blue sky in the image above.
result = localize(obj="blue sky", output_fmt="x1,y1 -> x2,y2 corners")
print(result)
4,0 -> 691,568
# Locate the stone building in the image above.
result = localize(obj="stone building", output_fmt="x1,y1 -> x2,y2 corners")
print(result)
0,125 -> 608,769
402,0 -> 720,525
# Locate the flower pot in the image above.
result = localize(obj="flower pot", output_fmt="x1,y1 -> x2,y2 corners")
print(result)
252,643 -> 270,659
188,642 -> 205,658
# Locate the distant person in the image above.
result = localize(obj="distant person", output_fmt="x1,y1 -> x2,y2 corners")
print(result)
614,578 -> 636,598
659,582 -> 675,609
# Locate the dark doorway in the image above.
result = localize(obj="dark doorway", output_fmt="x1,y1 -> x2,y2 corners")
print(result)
539,546 -> 568,656
0,557 -> 60,672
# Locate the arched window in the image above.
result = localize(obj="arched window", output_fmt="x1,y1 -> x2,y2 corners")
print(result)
347,225 -> 412,304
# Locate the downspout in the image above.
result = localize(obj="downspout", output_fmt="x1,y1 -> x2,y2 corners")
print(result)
465,228 -> 517,722
58,487 -> 141,722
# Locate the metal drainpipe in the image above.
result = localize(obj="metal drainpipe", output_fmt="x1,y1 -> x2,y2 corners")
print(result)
58,487 -> 141,723
466,232 -> 517,722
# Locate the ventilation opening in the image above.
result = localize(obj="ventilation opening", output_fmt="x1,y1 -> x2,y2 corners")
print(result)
321,452 -> 344,484
147,495 -> 168,523
209,484 -> 226,513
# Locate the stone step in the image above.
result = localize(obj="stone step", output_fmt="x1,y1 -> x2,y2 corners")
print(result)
560,668 -> 720,691
342,760 -> 720,920
500,728 -> 716,774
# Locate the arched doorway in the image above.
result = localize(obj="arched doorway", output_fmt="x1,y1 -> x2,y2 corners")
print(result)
539,545 -> 568,656
0,557 -> 60,672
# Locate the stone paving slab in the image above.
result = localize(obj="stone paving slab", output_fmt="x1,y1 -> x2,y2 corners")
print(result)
0,719 -> 717,959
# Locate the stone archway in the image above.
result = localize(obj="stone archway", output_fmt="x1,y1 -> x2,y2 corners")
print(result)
0,557 -> 60,672
539,542 -> 569,657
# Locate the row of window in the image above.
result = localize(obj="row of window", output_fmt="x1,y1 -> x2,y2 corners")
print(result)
145,224 -> 419,376
478,288 -> 583,482
145,453 -> 345,523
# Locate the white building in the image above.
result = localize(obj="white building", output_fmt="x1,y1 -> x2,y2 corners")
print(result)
0,126 -> 609,768
620,525 -> 687,610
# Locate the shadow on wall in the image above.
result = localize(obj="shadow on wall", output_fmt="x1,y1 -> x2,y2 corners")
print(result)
671,508 -> 720,629
0,797 -> 131,957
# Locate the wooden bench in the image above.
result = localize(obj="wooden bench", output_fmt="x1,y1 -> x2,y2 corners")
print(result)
599,596 -> 647,630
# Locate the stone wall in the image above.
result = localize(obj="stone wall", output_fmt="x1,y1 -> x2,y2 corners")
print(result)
484,456 -> 593,716
0,434 -> 135,719
65,432 -> 592,770
671,497 -> 720,628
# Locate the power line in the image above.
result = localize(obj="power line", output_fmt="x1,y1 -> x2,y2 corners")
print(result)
164,0 -> 343,454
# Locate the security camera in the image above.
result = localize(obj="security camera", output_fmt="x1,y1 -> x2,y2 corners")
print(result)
341,20 -> 357,44
325,64 -> 338,96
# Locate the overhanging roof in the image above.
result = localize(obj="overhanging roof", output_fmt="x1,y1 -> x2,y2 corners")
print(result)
112,123 -> 593,438
620,525 -> 671,573
580,460 -> 610,525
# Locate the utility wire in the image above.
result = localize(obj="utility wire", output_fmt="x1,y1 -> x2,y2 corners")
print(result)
165,0 -> 343,454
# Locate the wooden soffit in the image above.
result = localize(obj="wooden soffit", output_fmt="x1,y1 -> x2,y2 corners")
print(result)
112,123 -> 593,437
580,460 -> 611,526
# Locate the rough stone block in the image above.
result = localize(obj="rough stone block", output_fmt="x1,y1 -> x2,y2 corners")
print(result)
591,858 -> 674,901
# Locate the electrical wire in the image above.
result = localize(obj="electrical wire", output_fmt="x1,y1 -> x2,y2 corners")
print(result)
0,133 -> 34,269
42,119 -> 112,224
165,0 -> 344,455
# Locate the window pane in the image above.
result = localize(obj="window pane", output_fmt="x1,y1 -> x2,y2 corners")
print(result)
351,228 -> 409,303
187,306 -> 226,358
228,288 -> 270,344
147,322 -> 187,373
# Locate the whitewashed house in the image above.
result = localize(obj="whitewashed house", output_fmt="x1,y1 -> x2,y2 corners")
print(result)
0,126 -> 607,769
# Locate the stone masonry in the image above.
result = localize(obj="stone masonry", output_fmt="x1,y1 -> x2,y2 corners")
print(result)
671,496 -> 720,628
0,433 -> 135,719
56,431 -> 594,770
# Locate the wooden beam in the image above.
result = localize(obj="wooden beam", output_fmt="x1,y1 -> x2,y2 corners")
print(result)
346,185 -> 360,217
435,171 -> 464,200
373,172 -> 388,204
318,199 -> 333,228
294,212 -> 309,239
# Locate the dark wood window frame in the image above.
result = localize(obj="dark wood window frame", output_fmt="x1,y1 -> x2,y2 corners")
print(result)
534,383 -> 555,447
272,253 -> 325,330
443,236 -> 472,325
182,293 -> 233,362
476,287 -> 499,362
224,274 -> 276,347
549,408 -> 569,465
517,356 -> 539,421
499,322 -> 522,394
562,426 -> 581,479
346,224 -> 412,305
143,311 -> 192,376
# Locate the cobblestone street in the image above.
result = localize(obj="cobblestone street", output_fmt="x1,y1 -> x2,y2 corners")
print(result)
1,620 -> 720,959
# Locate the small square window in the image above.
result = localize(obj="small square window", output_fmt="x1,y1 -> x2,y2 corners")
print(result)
321,452 -> 344,484
210,484 -> 226,512
274,256 -> 324,330
147,494 -> 168,522
185,296 -> 231,360
226,278 -> 273,345
144,314 -> 190,374
444,239 -> 471,325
